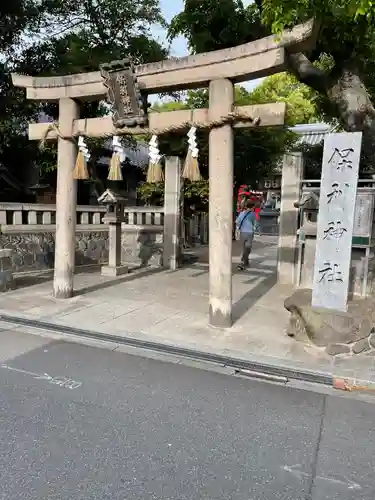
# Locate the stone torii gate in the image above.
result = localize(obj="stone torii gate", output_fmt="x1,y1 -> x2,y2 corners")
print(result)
12,21 -> 316,328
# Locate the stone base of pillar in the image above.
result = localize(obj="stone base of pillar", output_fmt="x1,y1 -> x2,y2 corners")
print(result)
53,286 -> 74,299
209,305 -> 232,329
101,265 -> 128,277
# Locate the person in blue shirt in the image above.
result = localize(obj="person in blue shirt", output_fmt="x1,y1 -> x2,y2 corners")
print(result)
235,200 -> 258,270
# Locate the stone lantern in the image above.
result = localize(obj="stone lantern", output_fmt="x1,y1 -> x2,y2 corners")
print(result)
98,189 -> 128,276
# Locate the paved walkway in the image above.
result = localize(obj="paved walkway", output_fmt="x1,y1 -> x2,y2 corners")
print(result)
1,236 -> 375,387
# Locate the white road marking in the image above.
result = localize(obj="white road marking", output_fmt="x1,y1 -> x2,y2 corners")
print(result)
1,364 -> 82,390
281,464 -> 361,490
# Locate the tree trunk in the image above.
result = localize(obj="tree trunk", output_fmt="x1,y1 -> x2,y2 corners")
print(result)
327,62 -> 375,165
327,62 -> 375,133
288,52 -> 375,158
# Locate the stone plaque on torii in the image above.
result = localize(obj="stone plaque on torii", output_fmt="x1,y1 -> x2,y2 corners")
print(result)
11,20 -> 317,328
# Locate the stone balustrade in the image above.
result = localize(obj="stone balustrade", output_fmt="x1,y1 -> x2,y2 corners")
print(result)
0,203 -> 164,228
0,203 -> 165,273
0,203 -> 208,275
0,201 -> 276,283
0,202 -> 278,240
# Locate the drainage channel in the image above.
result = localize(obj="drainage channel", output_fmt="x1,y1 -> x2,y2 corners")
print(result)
0,314 -> 333,387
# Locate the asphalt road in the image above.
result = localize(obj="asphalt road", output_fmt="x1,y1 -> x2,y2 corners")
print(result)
0,328 -> 375,500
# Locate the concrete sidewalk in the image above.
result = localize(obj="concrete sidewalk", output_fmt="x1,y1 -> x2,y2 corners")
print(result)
1,236 -> 375,388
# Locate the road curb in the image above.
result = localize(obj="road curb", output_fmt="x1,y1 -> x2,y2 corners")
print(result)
0,313 -> 333,387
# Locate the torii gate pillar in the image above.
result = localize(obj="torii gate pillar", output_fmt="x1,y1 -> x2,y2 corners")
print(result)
208,79 -> 234,328
53,97 -> 79,298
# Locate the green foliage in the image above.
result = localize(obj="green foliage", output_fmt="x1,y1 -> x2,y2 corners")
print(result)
37,144 -> 58,174
151,101 -> 188,112
0,1 -> 42,53
169,0 -> 375,142
31,0 -> 166,62
15,0 -> 167,78
248,72 -> 321,126
261,0 -> 375,33
137,182 -> 164,206
0,0 -> 168,189
183,180 -> 209,213
169,0 -> 375,78
260,0 -> 375,85
168,0 -> 267,53
137,180 -> 209,213
166,0 -> 324,191
150,76 -> 317,189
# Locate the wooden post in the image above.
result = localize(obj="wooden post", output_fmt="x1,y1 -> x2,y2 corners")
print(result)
53,98 -> 79,298
208,79 -> 234,328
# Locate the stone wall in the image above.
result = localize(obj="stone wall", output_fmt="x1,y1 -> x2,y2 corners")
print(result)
0,203 -> 168,273
0,225 -> 163,272
0,203 -> 210,277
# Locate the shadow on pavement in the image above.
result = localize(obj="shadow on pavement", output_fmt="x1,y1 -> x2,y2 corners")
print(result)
76,265 -> 166,296
232,273 -> 278,322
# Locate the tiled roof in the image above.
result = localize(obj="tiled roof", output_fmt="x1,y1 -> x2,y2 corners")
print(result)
98,139 -> 149,168
272,123 -> 338,173
289,123 -> 337,146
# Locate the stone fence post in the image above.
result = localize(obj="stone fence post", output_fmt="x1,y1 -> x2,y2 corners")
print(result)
163,156 -> 182,270
277,152 -> 304,285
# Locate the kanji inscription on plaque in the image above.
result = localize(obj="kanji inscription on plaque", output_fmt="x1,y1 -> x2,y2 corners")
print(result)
312,132 -> 362,312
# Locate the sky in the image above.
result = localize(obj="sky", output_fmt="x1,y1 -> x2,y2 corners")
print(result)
152,0 -> 263,96
155,0 -> 190,58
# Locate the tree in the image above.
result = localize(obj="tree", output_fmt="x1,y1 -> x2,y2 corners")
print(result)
0,0 -> 53,147
168,0 -> 331,190
0,1 -> 42,53
0,0 -> 168,196
137,81 -> 301,208
150,87 -> 297,187
39,0 -> 166,48
248,72 -> 321,126
137,180 -> 209,213
0,1 -> 52,197
168,0 -> 268,53
169,0 -> 375,164
260,1 -> 375,132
